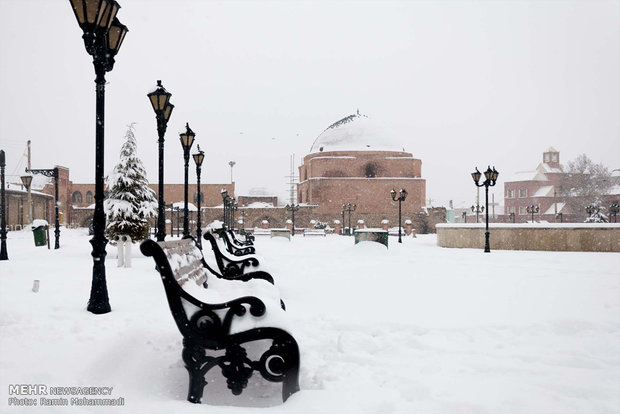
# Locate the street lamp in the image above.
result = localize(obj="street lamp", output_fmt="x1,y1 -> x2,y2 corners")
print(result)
20,175 -> 33,225
230,198 -> 238,230
390,188 -> 408,243
229,161 -> 236,183
221,189 -> 229,228
26,167 -> 60,249
69,0 -> 128,314
180,123 -> 195,238
147,80 -> 173,242
471,204 -> 484,223
286,204 -> 300,236
471,166 -> 499,253
509,212 -> 515,223
462,211 -> 467,223
610,202 -> 619,223
0,150 -> 7,260
526,205 -> 539,223
343,203 -> 356,236
193,145 -> 205,248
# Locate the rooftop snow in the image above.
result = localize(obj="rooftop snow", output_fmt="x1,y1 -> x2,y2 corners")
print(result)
309,113 -> 405,154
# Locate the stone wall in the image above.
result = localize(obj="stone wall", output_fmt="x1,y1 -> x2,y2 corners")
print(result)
436,223 -> 620,252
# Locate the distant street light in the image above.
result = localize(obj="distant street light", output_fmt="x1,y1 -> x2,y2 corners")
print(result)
462,211 -> 467,223
179,123 -> 196,238
20,175 -> 33,225
343,203 -> 357,236
471,204 -> 484,223
193,145 -> 205,248
509,212 -> 515,223
147,80 -> 173,242
390,188 -> 408,243
286,204 -> 300,236
526,205 -> 540,223
26,167 -> 60,249
471,166 -> 499,253
221,189 -> 229,227
229,161 -> 236,183
610,202 -> 619,223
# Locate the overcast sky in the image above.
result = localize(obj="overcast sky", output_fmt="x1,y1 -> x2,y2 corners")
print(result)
1,0 -> 618,207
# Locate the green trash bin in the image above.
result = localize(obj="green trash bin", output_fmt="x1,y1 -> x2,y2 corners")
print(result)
33,226 -> 48,247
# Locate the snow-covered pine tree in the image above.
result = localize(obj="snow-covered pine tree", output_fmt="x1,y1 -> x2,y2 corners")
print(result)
104,124 -> 157,242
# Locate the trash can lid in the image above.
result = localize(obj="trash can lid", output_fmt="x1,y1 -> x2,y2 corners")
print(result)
32,219 -> 49,229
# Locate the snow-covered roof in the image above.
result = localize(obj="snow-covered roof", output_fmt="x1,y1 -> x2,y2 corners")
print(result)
543,202 -> 566,215
505,169 -> 548,183
309,112 -> 405,154
245,202 -> 275,208
170,201 -> 197,212
533,186 -> 555,197
546,146 -> 558,153
539,163 -> 562,174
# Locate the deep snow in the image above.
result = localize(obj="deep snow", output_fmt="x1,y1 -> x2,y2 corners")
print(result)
1,228 -> 619,413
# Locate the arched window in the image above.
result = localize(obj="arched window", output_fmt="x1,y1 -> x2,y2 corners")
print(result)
86,191 -> 93,203
72,191 -> 83,203
193,192 -> 204,203
365,163 -> 376,178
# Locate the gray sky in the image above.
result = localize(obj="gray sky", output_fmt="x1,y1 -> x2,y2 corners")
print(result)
1,0 -> 618,207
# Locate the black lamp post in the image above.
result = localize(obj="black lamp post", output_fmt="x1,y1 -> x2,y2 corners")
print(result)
462,211 -> 467,223
27,167 -> 60,249
341,206 -> 346,235
0,150 -> 7,261
147,80 -> 173,242
343,203 -> 356,236
556,212 -> 563,223
610,202 -> 619,223
286,204 -> 300,236
240,210 -> 246,232
20,175 -> 33,225
69,0 -> 128,314
526,205 -> 539,223
471,166 -> 499,253
180,123 -> 195,238
230,199 -> 238,230
221,189 -> 229,228
390,188 -> 408,243
471,204 -> 484,223
509,212 -> 515,223
193,145 -> 204,247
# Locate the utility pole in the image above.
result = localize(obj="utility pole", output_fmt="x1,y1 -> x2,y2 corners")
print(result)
27,140 -> 32,224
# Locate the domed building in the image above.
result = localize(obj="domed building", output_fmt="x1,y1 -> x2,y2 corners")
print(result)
297,112 -> 426,224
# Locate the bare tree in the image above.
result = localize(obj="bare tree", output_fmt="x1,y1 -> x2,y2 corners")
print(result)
558,154 -> 611,220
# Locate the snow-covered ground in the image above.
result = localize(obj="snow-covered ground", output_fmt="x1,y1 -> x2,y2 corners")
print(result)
1,228 -> 619,413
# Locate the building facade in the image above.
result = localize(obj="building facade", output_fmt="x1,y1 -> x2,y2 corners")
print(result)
297,112 -> 429,227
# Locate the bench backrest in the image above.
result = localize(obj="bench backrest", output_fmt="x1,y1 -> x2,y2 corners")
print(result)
158,239 -> 208,286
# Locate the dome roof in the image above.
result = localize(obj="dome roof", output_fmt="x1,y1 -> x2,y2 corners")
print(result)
309,112 -> 404,154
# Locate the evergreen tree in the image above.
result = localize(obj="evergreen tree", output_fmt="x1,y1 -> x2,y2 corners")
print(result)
104,125 -> 157,242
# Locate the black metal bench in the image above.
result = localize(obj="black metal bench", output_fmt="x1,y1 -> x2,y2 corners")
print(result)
214,228 -> 256,256
204,231 -> 267,279
140,238 -> 300,404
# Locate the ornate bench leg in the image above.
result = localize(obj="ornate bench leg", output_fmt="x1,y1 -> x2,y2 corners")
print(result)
182,341 -> 216,404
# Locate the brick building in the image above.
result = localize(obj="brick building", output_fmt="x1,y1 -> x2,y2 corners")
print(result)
503,148 -> 620,222
297,112 -> 428,227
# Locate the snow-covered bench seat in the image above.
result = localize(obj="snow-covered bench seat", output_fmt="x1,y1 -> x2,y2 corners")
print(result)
140,238 -> 300,404
303,228 -> 326,237
204,232 -> 270,279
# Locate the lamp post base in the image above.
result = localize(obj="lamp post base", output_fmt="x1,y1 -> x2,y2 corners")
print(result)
484,231 -> 491,253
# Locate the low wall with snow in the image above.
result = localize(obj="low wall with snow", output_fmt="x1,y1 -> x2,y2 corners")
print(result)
436,223 -> 620,252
